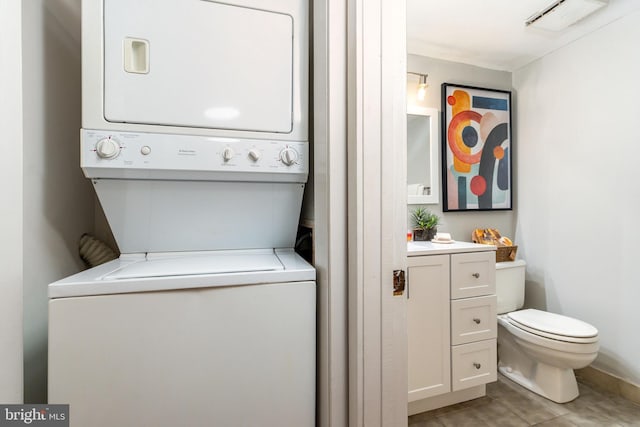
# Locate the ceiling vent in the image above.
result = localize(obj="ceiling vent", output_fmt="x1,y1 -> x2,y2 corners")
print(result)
525,0 -> 608,31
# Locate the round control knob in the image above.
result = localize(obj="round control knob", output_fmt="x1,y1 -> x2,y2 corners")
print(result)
248,149 -> 261,162
280,147 -> 299,166
222,147 -> 234,162
95,138 -> 121,159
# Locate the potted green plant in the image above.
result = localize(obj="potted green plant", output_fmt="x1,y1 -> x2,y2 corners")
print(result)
411,207 -> 440,241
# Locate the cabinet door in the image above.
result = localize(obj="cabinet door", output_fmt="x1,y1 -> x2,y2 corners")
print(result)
407,255 -> 450,401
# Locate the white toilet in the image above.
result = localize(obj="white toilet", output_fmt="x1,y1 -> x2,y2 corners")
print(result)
496,260 -> 599,403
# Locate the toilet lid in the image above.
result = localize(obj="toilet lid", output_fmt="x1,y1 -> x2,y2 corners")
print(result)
507,309 -> 598,343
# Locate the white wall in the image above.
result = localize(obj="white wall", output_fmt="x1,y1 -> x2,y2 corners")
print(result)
21,0 -> 94,402
0,0 -> 24,403
513,11 -> 640,386
407,55 -> 516,241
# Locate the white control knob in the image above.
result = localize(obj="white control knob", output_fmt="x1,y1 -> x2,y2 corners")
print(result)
222,147 -> 234,162
248,149 -> 261,162
95,138 -> 121,159
280,147 -> 299,166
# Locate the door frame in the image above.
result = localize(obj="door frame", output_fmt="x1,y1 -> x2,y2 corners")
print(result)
347,0 -> 407,425
313,0 -> 349,425
314,0 -> 407,425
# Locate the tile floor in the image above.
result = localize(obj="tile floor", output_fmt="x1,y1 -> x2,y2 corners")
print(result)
408,374 -> 640,426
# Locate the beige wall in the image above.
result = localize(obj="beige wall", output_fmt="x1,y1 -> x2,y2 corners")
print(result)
513,10 -> 640,386
0,0 -> 24,404
406,55 -> 516,242
21,0 -> 94,402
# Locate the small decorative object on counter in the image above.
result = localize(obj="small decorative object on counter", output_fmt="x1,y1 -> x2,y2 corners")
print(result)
411,207 -> 440,241
432,232 -> 454,244
471,228 -> 517,261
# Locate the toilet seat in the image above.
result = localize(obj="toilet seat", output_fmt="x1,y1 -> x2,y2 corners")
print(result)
507,309 -> 598,344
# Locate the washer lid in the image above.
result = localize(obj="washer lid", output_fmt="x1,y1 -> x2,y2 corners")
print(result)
507,309 -> 598,341
104,249 -> 283,280
48,249 -> 315,299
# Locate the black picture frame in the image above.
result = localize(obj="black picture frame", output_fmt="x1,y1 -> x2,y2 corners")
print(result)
441,83 -> 513,211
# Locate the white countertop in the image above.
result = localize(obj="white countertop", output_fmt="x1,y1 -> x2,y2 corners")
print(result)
407,240 -> 496,256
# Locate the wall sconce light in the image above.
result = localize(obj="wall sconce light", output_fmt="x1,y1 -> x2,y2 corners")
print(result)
408,72 -> 429,101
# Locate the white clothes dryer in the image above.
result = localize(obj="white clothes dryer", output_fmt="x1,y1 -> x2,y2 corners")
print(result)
82,0 -> 308,142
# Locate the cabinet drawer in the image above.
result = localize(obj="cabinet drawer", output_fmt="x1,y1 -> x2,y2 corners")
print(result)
451,295 -> 497,345
451,252 -> 496,299
451,339 -> 497,391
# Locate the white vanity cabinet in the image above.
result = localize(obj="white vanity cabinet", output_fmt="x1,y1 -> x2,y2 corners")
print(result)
407,254 -> 450,401
407,242 -> 497,415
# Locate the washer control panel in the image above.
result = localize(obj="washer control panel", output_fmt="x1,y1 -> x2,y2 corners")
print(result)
81,129 -> 308,177
95,137 -> 122,159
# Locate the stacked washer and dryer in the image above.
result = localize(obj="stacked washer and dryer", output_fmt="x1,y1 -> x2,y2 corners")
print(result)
48,1 -> 315,426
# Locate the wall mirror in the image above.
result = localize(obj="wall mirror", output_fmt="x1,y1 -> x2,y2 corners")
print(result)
407,106 -> 439,204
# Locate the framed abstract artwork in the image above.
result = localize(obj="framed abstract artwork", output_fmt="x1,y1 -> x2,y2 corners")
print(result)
441,83 -> 512,211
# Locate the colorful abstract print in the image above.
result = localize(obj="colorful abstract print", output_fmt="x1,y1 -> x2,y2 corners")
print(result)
443,86 -> 511,211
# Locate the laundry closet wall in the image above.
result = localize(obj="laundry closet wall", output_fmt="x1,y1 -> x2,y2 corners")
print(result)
21,0 -> 94,403
0,0 -> 24,404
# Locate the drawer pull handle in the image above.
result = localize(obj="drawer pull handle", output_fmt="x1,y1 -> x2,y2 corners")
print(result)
473,363 -> 481,370
473,318 -> 481,324
472,273 -> 480,278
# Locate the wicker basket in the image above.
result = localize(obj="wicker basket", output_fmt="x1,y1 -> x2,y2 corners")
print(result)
496,245 -> 518,262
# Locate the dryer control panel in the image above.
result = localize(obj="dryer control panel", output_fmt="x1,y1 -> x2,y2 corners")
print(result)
81,129 -> 309,182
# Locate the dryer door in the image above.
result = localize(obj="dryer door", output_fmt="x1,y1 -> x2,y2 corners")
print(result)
103,0 -> 293,133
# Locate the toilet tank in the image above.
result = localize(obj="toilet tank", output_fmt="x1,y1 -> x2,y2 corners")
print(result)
496,259 -> 526,314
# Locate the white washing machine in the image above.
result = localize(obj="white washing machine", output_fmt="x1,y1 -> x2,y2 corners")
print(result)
49,249 -> 315,427
48,0 -> 314,425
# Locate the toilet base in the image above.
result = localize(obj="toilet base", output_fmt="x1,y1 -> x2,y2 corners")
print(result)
497,319 -> 594,404
498,360 -> 579,403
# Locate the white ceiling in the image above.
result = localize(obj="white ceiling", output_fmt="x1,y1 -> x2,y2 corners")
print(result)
407,0 -> 640,71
